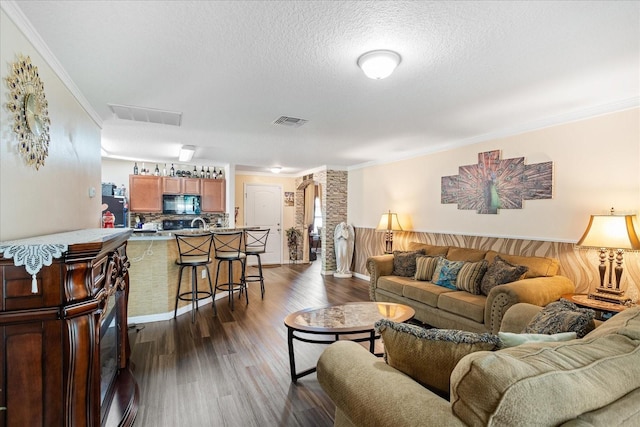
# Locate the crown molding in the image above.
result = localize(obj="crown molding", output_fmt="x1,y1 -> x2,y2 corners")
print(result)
349,97 -> 640,172
1,1 -> 103,127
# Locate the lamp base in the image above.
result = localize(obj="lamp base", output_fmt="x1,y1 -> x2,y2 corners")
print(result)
593,285 -> 624,295
588,289 -> 631,305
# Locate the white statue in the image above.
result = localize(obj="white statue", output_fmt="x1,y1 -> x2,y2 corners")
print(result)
334,222 -> 355,278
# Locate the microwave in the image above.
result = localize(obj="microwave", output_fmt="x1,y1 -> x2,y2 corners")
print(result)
162,194 -> 201,215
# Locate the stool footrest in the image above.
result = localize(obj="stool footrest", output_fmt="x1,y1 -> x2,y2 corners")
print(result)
215,283 -> 245,291
177,290 -> 213,302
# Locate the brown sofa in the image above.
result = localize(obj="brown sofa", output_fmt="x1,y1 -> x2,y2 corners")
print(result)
317,303 -> 640,427
367,242 -> 575,334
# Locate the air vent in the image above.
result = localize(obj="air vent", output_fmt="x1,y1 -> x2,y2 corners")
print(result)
108,104 -> 182,126
273,116 -> 308,128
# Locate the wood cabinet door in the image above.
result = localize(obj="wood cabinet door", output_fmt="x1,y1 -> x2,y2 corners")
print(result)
1,319 -> 63,427
162,177 -> 182,194
129,175 -> 162,212
183,178 -> 201,195
201,180 -> 225,212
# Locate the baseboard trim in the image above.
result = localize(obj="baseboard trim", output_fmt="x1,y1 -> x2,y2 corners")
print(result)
128,292 -> 228,324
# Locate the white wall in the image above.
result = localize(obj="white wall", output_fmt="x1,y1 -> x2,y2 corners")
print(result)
1,9 -> 102,241
349,108 -> 640,243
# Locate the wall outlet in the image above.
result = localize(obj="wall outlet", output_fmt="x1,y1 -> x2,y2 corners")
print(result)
201,269 -> 206,279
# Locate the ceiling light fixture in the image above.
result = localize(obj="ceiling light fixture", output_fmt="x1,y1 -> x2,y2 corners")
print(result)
357,50 -> 401,79
270,167 -> 282,174
178,145 -> 195,162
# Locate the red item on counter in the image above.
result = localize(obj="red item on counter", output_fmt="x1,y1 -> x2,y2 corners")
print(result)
102,211 -> 115,228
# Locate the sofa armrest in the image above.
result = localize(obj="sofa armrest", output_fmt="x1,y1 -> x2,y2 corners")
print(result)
317,341 -> 465,427
485,275 -> 575,334
366,254 -> 394,301
499,303 -> 544,333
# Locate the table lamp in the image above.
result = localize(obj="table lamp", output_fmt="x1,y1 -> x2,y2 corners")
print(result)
576,209 -> 640,303
376,210 -> 402,254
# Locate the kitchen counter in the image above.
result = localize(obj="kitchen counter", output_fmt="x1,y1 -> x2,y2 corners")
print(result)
127,227 -> 249,320
128,226 -> 256,241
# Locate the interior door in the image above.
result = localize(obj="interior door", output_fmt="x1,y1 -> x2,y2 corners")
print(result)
244,184 -> 282,265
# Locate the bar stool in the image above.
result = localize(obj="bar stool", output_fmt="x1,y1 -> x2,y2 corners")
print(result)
174,233 -> 215,323
212,231 -> 247,311
244,228 -> 270,299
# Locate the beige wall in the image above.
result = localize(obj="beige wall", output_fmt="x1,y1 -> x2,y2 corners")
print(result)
348,108 -> 640,244
101,158 -> 135,191
1,9 -> 102,241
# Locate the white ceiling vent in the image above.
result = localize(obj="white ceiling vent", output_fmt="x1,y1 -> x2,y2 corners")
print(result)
273,116 -> 308,128
108,104 -> 182,126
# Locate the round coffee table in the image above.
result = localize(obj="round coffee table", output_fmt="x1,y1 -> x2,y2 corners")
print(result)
284,301 -> 415,383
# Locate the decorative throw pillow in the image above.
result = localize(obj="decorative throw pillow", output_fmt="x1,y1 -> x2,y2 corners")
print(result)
392,250 -> 425,277
498,331 -> 577,348
375,319 -> 501,396
431,258 -> 465,289
414,256 -> 438,281
523,299 -> 596,338
480,255 -> 528,296
456,260 -> 488,295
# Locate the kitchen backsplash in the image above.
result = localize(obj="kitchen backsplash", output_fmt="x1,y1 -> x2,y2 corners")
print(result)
129,212 -> 229,229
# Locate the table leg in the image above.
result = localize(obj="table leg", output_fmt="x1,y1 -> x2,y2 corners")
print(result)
288,327 -> 297,383
369,330 -> 375,353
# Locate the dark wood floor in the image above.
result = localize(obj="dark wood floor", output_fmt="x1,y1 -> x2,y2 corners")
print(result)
129,261 -> 371,426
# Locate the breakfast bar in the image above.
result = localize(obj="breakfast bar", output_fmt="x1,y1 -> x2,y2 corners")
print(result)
127,228 -> 248,320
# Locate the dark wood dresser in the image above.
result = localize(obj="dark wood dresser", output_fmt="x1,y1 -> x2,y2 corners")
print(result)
0,229 -> 138,427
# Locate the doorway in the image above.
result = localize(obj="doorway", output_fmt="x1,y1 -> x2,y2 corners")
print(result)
244,184 -> 282,265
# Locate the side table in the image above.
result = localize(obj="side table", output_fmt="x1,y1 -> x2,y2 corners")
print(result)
562,293 -> 634,321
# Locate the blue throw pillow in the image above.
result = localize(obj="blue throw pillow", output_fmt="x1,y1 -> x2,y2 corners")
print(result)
432,257 -> 465,289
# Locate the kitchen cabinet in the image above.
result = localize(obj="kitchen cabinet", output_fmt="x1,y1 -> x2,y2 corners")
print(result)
162,177 -> 182,194
129,175 -> 162,212
130,175 -> 221,213
202,179 -> 226,212
0,229 -> 138,427
162,177 -> 201,195
183,178 -> 201,194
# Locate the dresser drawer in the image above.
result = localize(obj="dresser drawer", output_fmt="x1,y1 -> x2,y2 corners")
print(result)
1,263 -> 62,312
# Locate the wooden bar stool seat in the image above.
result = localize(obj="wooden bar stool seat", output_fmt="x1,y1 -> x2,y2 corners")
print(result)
212,231 -> 247,311
173,233 -> 215,323
244,228 -> 270,299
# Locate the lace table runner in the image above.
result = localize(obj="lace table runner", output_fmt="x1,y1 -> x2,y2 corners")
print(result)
0,229 -> 126,293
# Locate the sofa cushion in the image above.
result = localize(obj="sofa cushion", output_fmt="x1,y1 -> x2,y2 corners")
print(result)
447,247 -> 487,262
407,242 -> 449,257
377,275 -> 415,296
437,292 -> 486,323
523,299 -> 595,338
485,251 -> 559,278
498,331 -> 576,348
414,256 -> 438,281
480,255 -> 528,296
432,257 -> 465,289
402,281 -> 454,307
392,250 -> 425,277
375,319 -> 500,396
451,309 -> 640,426
560,388 -> 640,427
455,260 -> 488,295
583,306 -> 640,341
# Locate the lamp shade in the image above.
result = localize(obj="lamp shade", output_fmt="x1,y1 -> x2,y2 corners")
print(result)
178,145 -> 195,162
357,50 -> 401,79
577,214 -> 640,250
376,211 -> 403,232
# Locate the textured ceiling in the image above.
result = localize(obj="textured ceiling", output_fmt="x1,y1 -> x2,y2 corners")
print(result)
9,1 -> 640,174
